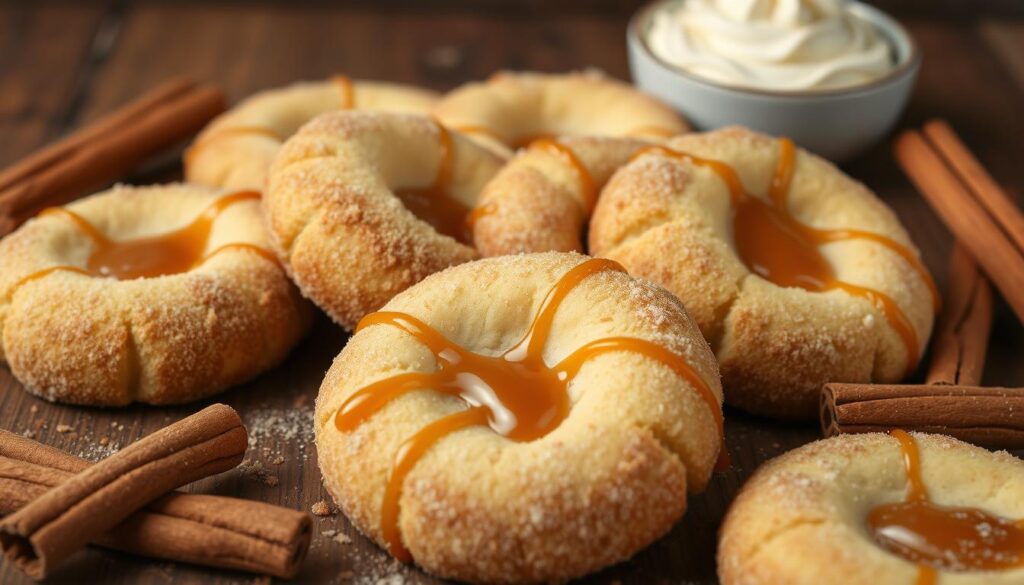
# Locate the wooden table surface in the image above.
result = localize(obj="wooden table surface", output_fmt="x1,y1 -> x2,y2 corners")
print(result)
2,1 -> 1023,583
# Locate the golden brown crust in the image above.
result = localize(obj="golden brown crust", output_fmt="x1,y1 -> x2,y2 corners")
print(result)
185,78 -> 438,191
265,111 -> 506,330
589,127 -> 935,419
315,252 -> 723,583
472,136 -> 651,256
433,70 -> 688,155
0,184 -> 312,405
718,433 -> 1024,585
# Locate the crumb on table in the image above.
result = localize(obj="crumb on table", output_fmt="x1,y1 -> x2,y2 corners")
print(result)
311,500 -> 335,516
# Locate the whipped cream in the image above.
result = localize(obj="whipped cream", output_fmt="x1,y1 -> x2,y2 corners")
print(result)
647,0 -> 895,91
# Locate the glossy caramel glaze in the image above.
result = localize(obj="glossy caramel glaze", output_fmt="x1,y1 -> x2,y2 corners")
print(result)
632,139 -> 938,375
868,430 -> 1024,584
528,138 -> 598,211
334,257 -> 725,562
393,120 -> 473,243
465,138 -> 598,234
12,191 -> 276,288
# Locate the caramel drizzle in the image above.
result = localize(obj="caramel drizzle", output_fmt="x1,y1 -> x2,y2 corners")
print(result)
631,139 -> 939,374
529,138 -> 598,212
392,120 -> 475,243
868,430 -> 1024,584
183,75 -> 355,170
334,257 -> 726,563
332,74 -> 355,110
465,138 -> 598,232
7,191 -> 277,294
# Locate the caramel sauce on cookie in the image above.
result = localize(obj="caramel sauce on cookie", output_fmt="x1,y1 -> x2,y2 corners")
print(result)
465,138 -> 597,233
183,75 -> 356,171
868,430 -> 1024,584
393,120 -> 473,243
529,139 -> 598,212
632,139 -> 939,375
332,74 -> 355,110
334,257 -> 726,562
11,191 -> 275,288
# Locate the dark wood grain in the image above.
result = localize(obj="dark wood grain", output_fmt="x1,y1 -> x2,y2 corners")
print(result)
1,2 -> 1022,584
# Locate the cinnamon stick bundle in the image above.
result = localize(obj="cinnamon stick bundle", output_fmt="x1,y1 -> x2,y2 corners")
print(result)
0,429 -> 310,579
925,244 -> 992,386
894,121 -> 1024,323
0,77 -> 225,236
821,383 -> 1024,449
0,404 -> 247,579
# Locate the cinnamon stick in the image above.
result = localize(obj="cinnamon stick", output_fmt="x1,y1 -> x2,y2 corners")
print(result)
0,404 -> 247,580
894,128 -> 1024,323
0,430 -> 310,578
821,383 -> 1024,449
0,78 -> 225,236
922,120 -> 1024,255
925,244 -> 993,386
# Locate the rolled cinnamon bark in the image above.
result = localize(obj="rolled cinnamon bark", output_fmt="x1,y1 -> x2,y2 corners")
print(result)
926,244 -> 992,386
0,430 -> 310,578
821,383 -> 1024,449
0,404 -> 247,579
0,78 -> 225,236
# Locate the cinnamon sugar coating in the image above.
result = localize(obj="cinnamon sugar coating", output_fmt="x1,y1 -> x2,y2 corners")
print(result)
718,433 -> 1024,585
472,136 -> 651,256
265,111 -> 506,330
432,70 -> 688,156
592,128 -> 934,419
0,184 -> 311,405
315,252 -> 723,583
185,78 -> 438,191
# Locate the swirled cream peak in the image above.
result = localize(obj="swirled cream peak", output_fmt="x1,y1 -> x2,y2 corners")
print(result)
647,0 -> 895,91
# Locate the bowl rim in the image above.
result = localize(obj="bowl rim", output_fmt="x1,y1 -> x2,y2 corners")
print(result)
628,0 -> 922,100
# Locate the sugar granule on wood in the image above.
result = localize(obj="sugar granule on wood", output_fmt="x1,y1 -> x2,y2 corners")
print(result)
322,529 -> 352,545
239,458 -> 280,486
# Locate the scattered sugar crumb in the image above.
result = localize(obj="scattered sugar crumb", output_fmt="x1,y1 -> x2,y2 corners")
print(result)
99,436 -> 110,446
55,424 -> 74,434
243,403 -> 315,462
29,405 -> 38,414
311,500 -> 335,517
239,458 -> 280,486
322,529 -> 352,545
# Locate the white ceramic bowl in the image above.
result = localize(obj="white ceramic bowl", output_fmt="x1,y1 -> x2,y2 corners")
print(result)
627,0 -> 920,161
